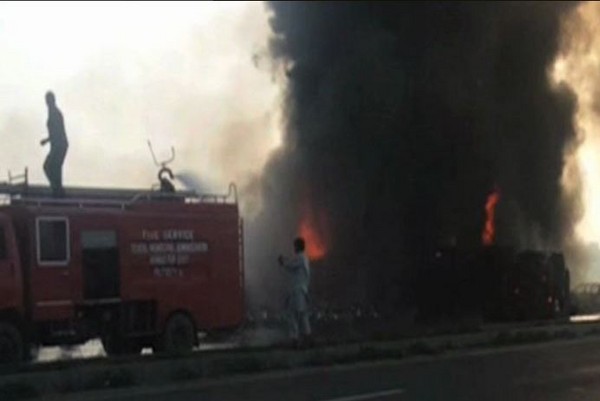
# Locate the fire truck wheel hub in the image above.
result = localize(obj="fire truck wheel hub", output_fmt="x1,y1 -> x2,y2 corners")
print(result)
164,313 -> 196,354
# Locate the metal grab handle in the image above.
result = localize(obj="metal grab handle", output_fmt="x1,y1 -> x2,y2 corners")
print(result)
147,141 -> 175,167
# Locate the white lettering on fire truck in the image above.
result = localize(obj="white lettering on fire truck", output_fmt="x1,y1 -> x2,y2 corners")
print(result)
131,229 -> 208,277
149,242 -> 175,253
131,243 -> 148,254
142,230 -> 159,240
176,242 -> 208,253
162,230 -> 194,241
153,267 -> 183,278
132,242 -> 207,256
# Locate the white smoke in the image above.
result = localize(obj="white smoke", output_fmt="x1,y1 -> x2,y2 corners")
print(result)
174,170 -> 214,194
552,2 -> 600,283
0,1 -> 282,213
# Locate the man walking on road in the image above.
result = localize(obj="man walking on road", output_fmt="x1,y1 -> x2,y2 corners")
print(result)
279,237 -> 312,347
40,91 -> 68,197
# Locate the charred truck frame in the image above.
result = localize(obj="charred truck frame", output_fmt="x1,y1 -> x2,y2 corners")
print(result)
416,246 -> 571,323
0,176 -> 244,362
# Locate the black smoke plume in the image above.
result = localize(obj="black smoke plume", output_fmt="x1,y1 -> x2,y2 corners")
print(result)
247,2 -> 581,311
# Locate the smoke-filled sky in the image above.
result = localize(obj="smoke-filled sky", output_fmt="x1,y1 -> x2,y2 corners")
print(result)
252,1 -> 600,306
0,1 -> 281,208
553,2 -> 600,281
6,1 -> 600,305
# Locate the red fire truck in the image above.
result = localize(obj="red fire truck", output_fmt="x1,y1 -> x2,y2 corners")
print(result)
0,175 -> 244,362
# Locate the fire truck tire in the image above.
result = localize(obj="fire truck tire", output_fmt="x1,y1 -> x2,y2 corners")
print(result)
0,323 -> 23,363
162,313 -> 196,354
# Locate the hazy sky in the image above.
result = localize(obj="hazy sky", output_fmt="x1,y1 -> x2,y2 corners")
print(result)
0,1 -> 281,199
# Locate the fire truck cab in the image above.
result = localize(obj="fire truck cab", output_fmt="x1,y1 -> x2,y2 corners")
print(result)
0,180 -> 244,362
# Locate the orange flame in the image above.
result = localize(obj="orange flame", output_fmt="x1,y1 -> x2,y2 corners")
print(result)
299,219 -> 326,261
482,187 -> 500,246
298,205 -> 327,261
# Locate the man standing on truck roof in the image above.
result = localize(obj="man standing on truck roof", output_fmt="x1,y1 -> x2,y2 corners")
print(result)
40,91 -> 68,197
278,237 -> 312,348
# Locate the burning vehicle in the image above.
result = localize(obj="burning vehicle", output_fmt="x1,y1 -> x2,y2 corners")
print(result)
415,187 -> 570,323
416,247 -> 570,323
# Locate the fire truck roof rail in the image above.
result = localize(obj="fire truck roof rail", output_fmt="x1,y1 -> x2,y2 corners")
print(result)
188,183 -> 238,205
0,182 -> 239,209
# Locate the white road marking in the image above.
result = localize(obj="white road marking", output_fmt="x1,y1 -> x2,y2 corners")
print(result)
322,388 -> 405,401
571,314 -> 600,323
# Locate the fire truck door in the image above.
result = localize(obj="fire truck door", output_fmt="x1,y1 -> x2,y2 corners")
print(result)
0,215 -> 20,310
32,217 -> 73,320
81,230 -> 119,300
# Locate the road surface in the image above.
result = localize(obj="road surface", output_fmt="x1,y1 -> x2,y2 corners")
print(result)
59,337 -> 600,401
35,315 -> 600,364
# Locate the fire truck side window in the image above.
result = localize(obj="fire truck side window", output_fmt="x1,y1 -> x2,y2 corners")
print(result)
37,218 -> 69,265
0,227 -> 6,260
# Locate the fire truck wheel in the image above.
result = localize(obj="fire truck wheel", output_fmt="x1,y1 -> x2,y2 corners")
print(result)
0,323 -> 23,363
163,313 -> 196,354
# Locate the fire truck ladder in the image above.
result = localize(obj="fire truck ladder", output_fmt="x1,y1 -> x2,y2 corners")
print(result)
8,167 -> 28,187
0,168 -> 28,204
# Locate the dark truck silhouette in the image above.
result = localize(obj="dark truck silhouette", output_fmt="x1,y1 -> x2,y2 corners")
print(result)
416,246 -> 570,323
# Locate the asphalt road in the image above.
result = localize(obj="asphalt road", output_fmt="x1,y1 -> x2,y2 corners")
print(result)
59,338 -> 600,401
35,315 -> 600,365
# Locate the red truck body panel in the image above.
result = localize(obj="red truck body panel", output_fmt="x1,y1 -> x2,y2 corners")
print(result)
0,194 -> 244,337
0,214 -> 24,316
